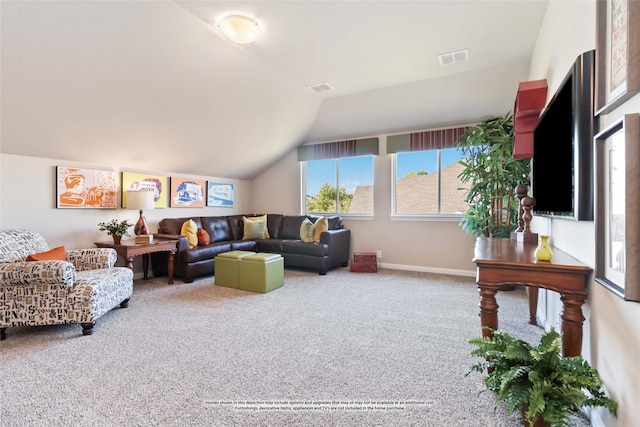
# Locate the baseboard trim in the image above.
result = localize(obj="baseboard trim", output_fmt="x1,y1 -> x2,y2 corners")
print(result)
377,262 -> 476,278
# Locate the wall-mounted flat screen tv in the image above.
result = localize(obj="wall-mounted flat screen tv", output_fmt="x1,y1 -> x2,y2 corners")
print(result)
532,50 -> 595,221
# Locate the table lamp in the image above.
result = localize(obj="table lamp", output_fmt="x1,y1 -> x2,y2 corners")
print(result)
126,190 -> 155,236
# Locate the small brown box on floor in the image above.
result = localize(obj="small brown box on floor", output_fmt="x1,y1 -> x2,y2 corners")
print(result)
351,252 -> 378,273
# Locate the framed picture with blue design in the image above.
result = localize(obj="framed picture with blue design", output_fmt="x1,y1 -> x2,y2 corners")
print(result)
207,182 -> 234,207
170,177 -> 206,208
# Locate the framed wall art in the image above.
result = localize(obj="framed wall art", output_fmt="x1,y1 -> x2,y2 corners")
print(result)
207,182 -> 235,207
56,166 -> 117,209
595,0 -> 640,115
121,172 -> 168,208
170,177 -> 206,208
594,113 -> 640,301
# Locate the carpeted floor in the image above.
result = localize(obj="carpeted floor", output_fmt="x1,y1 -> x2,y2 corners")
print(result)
0,268 -> 590,426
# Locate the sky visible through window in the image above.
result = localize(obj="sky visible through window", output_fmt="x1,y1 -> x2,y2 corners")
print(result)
305,150 -> 464,196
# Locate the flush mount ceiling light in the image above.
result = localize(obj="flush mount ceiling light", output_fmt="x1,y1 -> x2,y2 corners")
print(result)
217,14 -> 262,44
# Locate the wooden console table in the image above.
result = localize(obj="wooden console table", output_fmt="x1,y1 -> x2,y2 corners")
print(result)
473,237 -> 591,357
95,238 -> 178,284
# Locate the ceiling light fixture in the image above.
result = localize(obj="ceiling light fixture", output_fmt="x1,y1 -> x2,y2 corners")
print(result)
217,14 -> 262,44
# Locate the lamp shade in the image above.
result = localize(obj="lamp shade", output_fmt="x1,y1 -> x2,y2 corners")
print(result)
217,15 -> 262,44
125,191 -> 155,210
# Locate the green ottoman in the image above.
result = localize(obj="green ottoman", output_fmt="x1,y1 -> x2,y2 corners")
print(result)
215,251 -> 256,288
238,253 -> 284,293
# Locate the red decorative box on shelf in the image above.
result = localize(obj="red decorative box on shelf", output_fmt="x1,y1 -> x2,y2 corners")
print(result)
351,252 -> 377,273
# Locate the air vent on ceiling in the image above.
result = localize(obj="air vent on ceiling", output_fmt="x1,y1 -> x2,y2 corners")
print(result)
307,82 -> 334,93
438,49 -> 469,65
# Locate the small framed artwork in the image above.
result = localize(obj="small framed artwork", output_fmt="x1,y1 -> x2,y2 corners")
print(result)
595,0 -> 640,115
594,113 -> 640,301
207,182 -> 235,207
122,172 -> 168,208
56,167 -> 117,208
170,177 -> 206,208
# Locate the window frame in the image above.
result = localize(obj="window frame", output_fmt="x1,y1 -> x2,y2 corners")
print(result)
390,149 -> 466,221
300,156 -> 374,217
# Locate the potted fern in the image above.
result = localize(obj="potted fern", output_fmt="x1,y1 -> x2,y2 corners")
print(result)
98,219 -> 134,244
467,327 -> 617,427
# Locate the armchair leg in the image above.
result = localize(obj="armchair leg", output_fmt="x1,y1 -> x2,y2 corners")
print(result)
0,327 -> 6,341
120,298 -> 130,308
81,322 -> 95,336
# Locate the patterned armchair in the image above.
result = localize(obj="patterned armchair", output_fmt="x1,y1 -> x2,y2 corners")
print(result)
0,229 -> 133,340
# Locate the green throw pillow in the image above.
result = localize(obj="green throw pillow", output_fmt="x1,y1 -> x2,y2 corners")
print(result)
243,216 -> 266,240
300,218 -> 314,243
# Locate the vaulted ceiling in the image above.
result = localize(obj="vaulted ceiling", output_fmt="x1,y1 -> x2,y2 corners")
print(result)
0,1 -> 549,179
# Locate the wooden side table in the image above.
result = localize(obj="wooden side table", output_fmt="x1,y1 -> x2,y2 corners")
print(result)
95,238 -> 178,284
473,237 -> 591,357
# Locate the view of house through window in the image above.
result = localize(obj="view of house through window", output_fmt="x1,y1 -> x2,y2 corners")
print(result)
394,148 -> 468,215
304,156 -> 373,214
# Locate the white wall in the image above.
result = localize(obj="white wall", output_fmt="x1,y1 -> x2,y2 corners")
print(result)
529,1 -> 640,426
0,153 -> 252,270
251,135 -> 477,275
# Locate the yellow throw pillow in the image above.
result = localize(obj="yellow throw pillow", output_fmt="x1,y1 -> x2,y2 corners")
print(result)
244,214 -> 270,238
181,219 -> 198,249
243,216 -> 267,240
300,218 -> 314,243
313,217 -> 328,243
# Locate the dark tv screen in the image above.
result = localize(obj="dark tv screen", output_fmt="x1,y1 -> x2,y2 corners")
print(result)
532,50 -> 594,220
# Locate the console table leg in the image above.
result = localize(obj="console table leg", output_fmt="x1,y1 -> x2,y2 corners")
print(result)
478,286 -> 499,338
167,251 -> 175,284
560,294 -> 587,357
142,253 -> 149,280
126,256 -> 134,270
526,287 -> 539,325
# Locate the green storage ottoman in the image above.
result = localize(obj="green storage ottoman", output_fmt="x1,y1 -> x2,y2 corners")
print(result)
238,253 -> 284,293
215,251 -> 256,288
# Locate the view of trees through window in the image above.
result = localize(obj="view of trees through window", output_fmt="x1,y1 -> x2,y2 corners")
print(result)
305,156 -> 373,214
303,149 -> 468,216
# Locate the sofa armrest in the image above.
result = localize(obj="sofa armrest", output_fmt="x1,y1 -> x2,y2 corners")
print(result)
66,248 -> 117,271
0,260 -> 76,287
320,229 -> 351,266
154,234 -> 190,253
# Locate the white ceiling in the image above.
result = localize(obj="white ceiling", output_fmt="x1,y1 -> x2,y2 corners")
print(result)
0,1 -> 549,179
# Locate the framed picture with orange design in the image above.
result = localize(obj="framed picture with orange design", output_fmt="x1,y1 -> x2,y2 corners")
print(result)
56,167 -> 117,209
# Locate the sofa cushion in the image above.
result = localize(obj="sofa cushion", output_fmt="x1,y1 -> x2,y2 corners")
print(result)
280,216 -> 307,240
159,217 -> 202,235
282,241 -> 329,257
313,217 -> 328,243
243,216 -> 267,240
181,220 -> 198,248
201,216 -> 233,242
183,242 -> 231,263
197,228 -> 210,246
230,240 -> 258,252
307,214 -> 343,230
226,215 -> 250,240
244,214 -> 270,238
26,246 -> 66,261
300,218 -> 314,243
256,239 -> 285,253
264,214 -> 283,239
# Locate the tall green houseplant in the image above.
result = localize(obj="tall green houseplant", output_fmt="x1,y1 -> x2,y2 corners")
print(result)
457,113 -> 531,237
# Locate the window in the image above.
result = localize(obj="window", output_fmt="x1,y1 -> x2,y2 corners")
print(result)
389,126 -> 469,216
303,156 -> 374,215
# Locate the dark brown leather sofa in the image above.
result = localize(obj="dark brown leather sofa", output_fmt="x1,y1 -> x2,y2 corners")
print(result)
151,214 -> 351,283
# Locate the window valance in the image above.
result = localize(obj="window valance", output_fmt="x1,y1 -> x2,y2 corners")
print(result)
387,126 -> 469,153
297,137 -> 379,161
